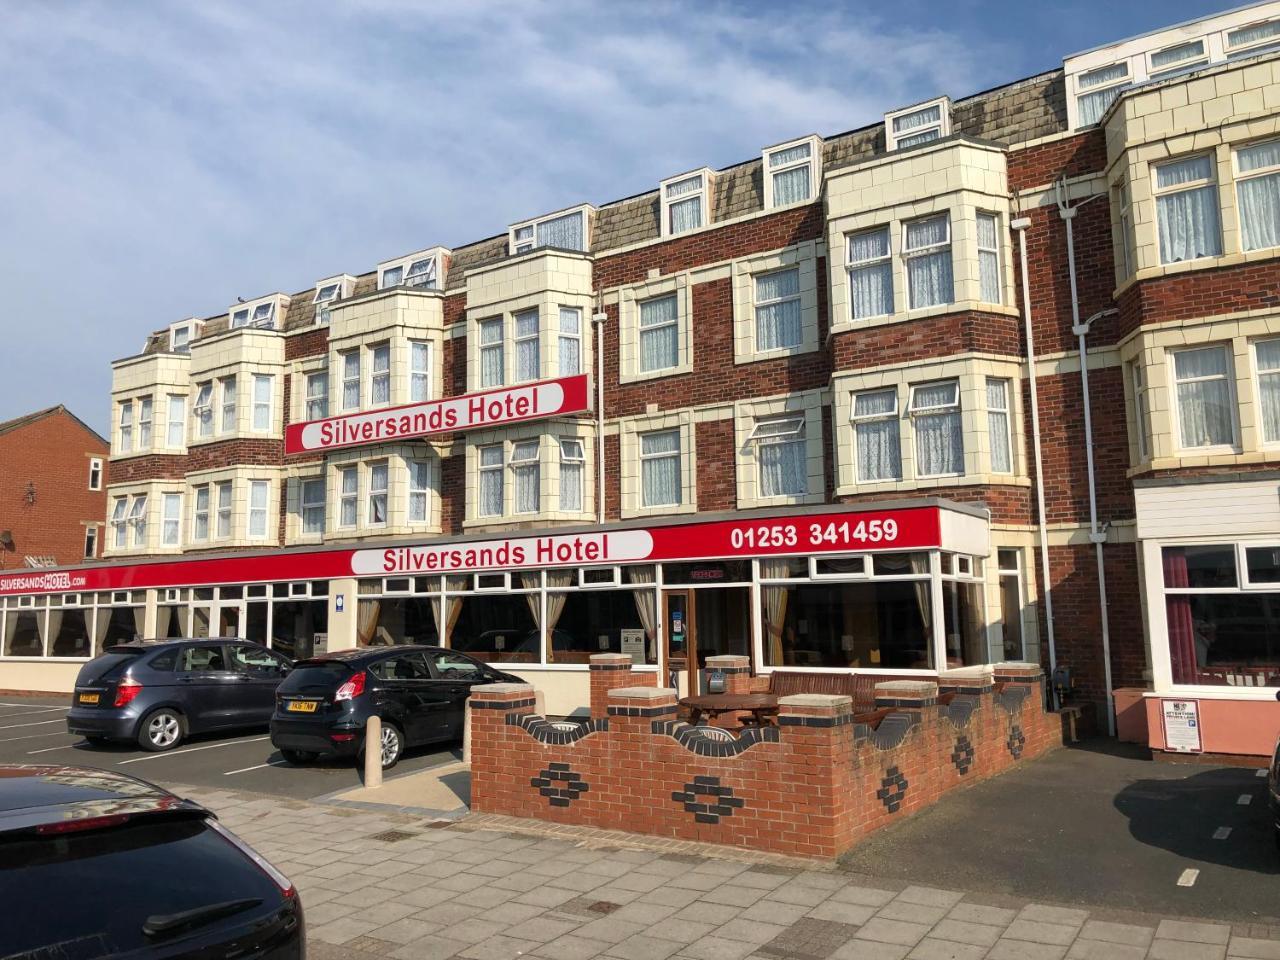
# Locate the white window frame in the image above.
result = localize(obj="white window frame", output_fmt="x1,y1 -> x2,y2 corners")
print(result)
885,97 -> 950,151
137,396 -> 152,449
1256,338 -> 1280,445
219,376 -> 237,434
753,267 -> 803,352
903,213 -> 954,310
83,526 -> 97,559
111,497 -> 128,548
1153,154 -> 1222,265
638,293 -> 680,373
367,461 -> 389,527
477,444 -> 504,518
478,317 -> 505,389
977,212 -> 1002,304
747,414 -> 807,498
312,275 -> 353,325
408,460 -> 431,523
215,481 -> 232,539
639,428 -> 682,508
378,249 -> 446,290
88,458 -> 103,491
169,322 -> 195,354
851,388 -> 902,483
118,401 -> 133,453
1148,38 -> 1208,78
986,377 -> 1014,474
251,375 -> 272,433
847,226 -> 893,321
166,394 -> 186,448
1131,360 -> 1152,461
660,168 -> 711,238
559,438 -> 585,513
128,495 -> 147,547
1225,17 -> 1280,55
301,477 -> 325,535
341,351 -> 361,412
162,492 -> 182,547
305,372 -> 329,421
509,440 -> 541,515
513,308 -> 540,383
369,343 -> 391,408
248,480 -> 269,539
338,466 -> 358,529
558,307 -> 581,376
508,207 -> 590,255
193,485 -> 209,542
1073,61 -> 1130,128
410,341 -> 432,402
909,379 -> 964,478
194,382 -> 213,439
1235,139 -> 1280,253
762,136 -> 821,210
1170,344 -> 1238,451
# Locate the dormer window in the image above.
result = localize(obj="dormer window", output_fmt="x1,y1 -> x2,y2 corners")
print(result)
763,136 -> 822,209
313,274 -> 355,325
1074,61 -> 1130,126
377,248 -> 448,291
1149,38 -> 1208,78
660,169 -> 712,237
1227,18 -> 1280,55
508,207 -> 590,255
250,302 -> 274,327
229,294 -> 288,331
169,320 -> 200,354
885,98 -> 950,151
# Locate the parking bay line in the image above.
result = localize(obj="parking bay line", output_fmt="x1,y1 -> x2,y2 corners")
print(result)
28,742 -> 90,754
1177,869 -> 1200,887
0,730 -> 75,743
0,719 -> 64,731
1238,793 -> 1254,805
0,702 -> 69,710
1213,826 -> 1232,840
0,707 -> 67,719
224,759 -> 290,776
117,736 -> 272,765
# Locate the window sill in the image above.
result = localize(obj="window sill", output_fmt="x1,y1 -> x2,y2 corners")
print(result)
835,473 -> 1030,497
733,341 -> 820,366
737,492 -> 827,510
620,501 -> 698,520
462,511 -> 595,531
828,300 -> 1021,339
619,363 -> 694,385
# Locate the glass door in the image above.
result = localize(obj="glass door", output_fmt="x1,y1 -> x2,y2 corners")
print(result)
663,591 -> 693,694
215,602 -> 244,638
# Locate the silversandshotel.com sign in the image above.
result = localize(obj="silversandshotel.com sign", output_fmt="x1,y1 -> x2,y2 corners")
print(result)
284,374 -> 590,454
0,507 -> 944,597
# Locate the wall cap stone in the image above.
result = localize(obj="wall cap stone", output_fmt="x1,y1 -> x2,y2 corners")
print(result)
705,655 -> 750,668
474,683 -> 536,697
938,666 -> 994,680
778,693 -> 853,708
609,686 -> 678,700
874,680 -> 940,697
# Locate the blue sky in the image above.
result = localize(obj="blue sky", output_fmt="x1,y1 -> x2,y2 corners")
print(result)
0,0 -> 1237,434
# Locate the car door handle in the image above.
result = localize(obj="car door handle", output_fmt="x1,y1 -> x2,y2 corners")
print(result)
177,676 -> 195,683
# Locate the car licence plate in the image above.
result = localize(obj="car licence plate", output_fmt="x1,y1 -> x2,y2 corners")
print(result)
286,700 -> 317,713
78,693 -> 99,705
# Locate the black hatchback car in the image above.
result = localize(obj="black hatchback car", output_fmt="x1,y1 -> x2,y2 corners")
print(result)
68,639 -> 293,751
270,645 -> 520,769
0,764 -> 303,958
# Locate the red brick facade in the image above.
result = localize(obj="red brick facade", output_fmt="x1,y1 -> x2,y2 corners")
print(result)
0,407 -> 108,569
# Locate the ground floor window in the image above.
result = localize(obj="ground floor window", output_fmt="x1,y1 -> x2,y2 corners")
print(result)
1,594 -> 144,658
1164,544 -> 1280,686
550,582 -> 658,665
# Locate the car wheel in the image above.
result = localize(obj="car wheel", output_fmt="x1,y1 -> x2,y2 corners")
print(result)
280,748 -> 317,765
377,722 -> 404,770
138,709 -> 184,752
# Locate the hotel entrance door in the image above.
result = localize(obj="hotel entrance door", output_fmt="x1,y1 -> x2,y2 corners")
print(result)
663,587 -> 751,695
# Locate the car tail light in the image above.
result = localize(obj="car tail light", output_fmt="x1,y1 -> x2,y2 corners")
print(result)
114,678 -> 143,707
209,819 -> 294,896
334,671 -> 367,702
36,814 -> 131,835
330,733 -> 356,742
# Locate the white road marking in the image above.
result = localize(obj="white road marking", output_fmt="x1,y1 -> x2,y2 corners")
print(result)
1177,869 -> 1199,887
1213,826 -> 1232,840
0,707 -> 67,718
27,743 -> 88,754
223,760 -> 289,776
0,731 -> 73,742
1238,793 -> 1254,805
116,736 -> 271,765
0,702 -> 69,709
1259,768 -> 1269,778
0,719 -> 64,731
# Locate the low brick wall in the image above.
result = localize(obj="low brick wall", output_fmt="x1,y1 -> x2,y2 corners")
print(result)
470,658 -> 1064,860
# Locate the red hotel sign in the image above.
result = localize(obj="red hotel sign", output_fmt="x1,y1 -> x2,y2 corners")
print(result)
285,374 -> 591,454
0,507 -> 942,597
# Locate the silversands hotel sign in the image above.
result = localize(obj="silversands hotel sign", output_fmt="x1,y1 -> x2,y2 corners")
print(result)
285,374 -> 590,454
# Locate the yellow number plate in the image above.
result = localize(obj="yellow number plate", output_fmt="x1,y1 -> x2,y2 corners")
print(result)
286,700 -> 317,713
78,693 -> 100,705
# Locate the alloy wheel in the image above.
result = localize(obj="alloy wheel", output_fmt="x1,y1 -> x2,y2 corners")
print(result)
148,713 -> 181,748
380,725 -> 400,767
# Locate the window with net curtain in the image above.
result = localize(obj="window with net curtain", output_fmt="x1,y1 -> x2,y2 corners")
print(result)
666,175 -> 704,234
986,378 -> 1013,473
1256,340 -> 1280,444
848,227 -> 893,320
1237,140 -> 1280,253
342,352 -> 360,410
1075,62 -> 1128,126
408,461 -> 431,522
1155,155 -> 1222,264
410,342 -> 431,402
306,372 -> 328,420
478,444 -> 504,516
639,294 -> 678,372
768,142 -> 812,206
479,318 -> 504,388
535,211 -> 585,251
751,415 -> 806,497
852,388 -> 901,482
904,214 -> 953,309
559,439 -> 584,512
977,213 -> 1001,303
370,344 -> 391,406
368,462 -> 388,525
510,440 -> 540,514
911,380 -> 964,476
301,478 -> 325,533
640,429 -> 681,507
1172,345 -> 1234,448
339,466 -> 358,527
248,481 -> 269,537
514,309 -> 539,382
559,307 -> 581,375
755,268 -> 801,350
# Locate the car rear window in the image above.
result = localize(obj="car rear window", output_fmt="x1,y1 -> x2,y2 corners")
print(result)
82,651 -> 145,683
0,817 -> 280,957
276,660 -> 353,693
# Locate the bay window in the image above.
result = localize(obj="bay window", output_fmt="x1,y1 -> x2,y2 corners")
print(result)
1154,155 -> 1222,264
910,380 -> 963,477
559,439 -> 584,512
339,466 -> 358,528
977,213 -> 1001,303
301,478 -> 325,534
639,294 -> 678,373
986,378 -> 1013,473
408,460 -> 431,523
137,396 -> 153,448
252,375 -> 272,432
368,461 -> 388,526
510,440 -> 540,514
410,342 -> 431,402
215,481 -> 232,538
341,351 -> 360,411
754,268 -> 801,351
128,495 -> 147,546
558,308 -> 581,375
640,429 -> 681,507
248,480 -> 269,538
370,344 -> 390,407
479,318 -> 504,388
118,401 -> 133,453
847,227 -> 893,320
904,214 -> 953,309
748,414 -> 806,497
219,376 -> 237,433
514,309 -> 539,382
1236,140 -> 1280,253
166,394 -> 186,447
194,383 -> 213,438
193,486 -> 209,541
478,445 -> 504,517
1172,345 -> 1234,449
162,493 -> 181,546
111,497 -> 127,547
305,372 -> 329,421
852,389 -> 901,482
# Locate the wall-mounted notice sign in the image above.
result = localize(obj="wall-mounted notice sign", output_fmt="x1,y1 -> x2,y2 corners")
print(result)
1161,699 -> 1202,753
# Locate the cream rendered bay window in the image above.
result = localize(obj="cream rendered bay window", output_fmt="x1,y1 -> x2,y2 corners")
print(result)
110,497 -> 127,547
1154,155 -> 1222,264
847,227 -> 893,320
161,493 -> 182,547
559,439 -> 585,512
368,461 -> 388,526
479,318 -> 504,388
1172,345 -> 1236,450
408,461 -> 431,523
910,380 -> 964,477
338,466 -> 358,528
558,309 -> 581,376
193,486 -> 210,541
248,481 -> 270,538
370,344 -> 391,407
514,310 -> 540,383
215,481 -> 232,538
117,401 -> 133,454
465,426 -> 594,526
325,449 -> 439,537
341,351 -> 360,411
510,440 -> 540,513
219,376 -> 237,434
193,383 -> 213,438
137,397 -> 153,449
904,214 -> 954,309
852,389 -> 902,482
410,342 -> 432,402
977,213 -> 1002,304
166,394 -> 186,448
1236,140 -> 1280,253
251,375 -> 272,432
478,445 -> 503,518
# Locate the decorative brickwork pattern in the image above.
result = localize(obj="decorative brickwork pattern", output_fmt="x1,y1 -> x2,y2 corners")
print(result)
671,776 -> 745,824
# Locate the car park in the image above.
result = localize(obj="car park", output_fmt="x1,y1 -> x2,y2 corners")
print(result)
0,763 -> 303,958
67,639 -> 293,752
270,645 -> 521,769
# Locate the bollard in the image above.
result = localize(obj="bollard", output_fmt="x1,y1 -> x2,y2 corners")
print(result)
364,714 -> 383,789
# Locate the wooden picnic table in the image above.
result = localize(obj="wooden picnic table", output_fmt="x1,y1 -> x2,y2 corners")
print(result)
679,693 -> 779,728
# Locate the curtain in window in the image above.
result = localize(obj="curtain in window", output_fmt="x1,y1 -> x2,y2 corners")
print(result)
371,353 -> 390,406
342,354 -> 360,409
759,439 -> 805,497
559,308 -> 581,374
914,383 -> 963,475
514,466 -> 538,513
625,567 -> 658,651
1238,141 -> 1280,252
40,609 -> 60,656
1163,549 -> 1197,684
479,447 -> 503,516
1156,157 -> 1222,262
669,197 -> 701,233
849,229 -> 892,318
515,310 -> 539,381
411,343 -> 430,401
641,431 -> 680,506
854,391 -> 901,481
772,166 -> 810,205
1258,341 -> 1280,443
987,379 -> 1012,472
544,569 -> 572,640
755,269 -> 801,350
1077,86 -> 1123,126
639,295 -> 678,371
977,214 -> 1001,303
1174,348 -> 1233,447
905,218 -> 953,308
481,345 -> 503,387
560,445 -> 583,512
92,606 -> 111,655
409,462 -> 430,522
357,600 -> 381,647
536,212 -> 584,251
757,560 -> 792,667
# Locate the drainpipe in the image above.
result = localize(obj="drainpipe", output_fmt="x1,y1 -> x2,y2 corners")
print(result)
1056,178 -> 1119,736
1012,216 -> 1058,708
593,303 -> 607,525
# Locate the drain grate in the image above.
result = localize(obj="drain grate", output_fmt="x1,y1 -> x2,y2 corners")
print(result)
367,829 -> 418,843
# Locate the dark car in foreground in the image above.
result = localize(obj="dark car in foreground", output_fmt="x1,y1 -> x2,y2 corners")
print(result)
0,764 -> 302,959
1271,691 -> 1280,849
270,645 -> 521,769
68,639 -> 293,751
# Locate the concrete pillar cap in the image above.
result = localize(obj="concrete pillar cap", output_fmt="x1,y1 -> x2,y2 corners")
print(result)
874,680 -> 939,697
938,665 -> 994,679
608,686 -> 677,700
778,693 -> 853,708
473,682 -> 536,697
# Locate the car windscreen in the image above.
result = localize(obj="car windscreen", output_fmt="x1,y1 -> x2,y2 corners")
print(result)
276,660 -> 353,695
77,651 -> 145,684
0,817 -> 280,957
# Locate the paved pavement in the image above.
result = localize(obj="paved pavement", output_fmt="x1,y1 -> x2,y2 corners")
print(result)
0,696 -> 458,799
177,783 -> 1280,960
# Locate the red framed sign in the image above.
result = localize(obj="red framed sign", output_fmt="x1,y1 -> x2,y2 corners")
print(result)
284,373 -> 591,455
0,507 -> 942,597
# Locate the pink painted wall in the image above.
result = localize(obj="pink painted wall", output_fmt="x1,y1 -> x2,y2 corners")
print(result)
1145,696 -> 1280,758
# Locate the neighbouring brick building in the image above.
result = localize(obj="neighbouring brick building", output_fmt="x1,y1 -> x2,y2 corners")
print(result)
2,3 -> 1279,756
0,406 -> 108,571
